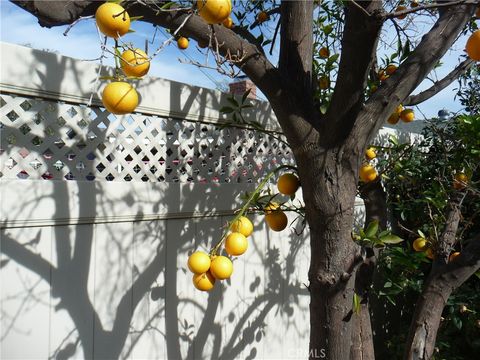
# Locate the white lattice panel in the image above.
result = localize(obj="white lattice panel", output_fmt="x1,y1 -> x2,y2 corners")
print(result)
0,94 -> 291,183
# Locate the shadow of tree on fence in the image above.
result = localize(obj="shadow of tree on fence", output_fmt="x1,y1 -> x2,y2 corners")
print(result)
1,45 -> 309,359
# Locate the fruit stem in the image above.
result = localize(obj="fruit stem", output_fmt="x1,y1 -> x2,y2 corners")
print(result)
209,164 -> 297,256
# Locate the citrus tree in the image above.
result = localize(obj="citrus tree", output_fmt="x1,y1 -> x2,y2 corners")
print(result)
8,0 -> 480,359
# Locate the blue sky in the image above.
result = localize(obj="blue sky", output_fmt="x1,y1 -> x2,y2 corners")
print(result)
0,1 -> 472,118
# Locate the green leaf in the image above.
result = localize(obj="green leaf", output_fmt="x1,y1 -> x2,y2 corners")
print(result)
417,229 -> 426,238
220,106 -> 234,114
99,76 -> 116,80
379,234 -> 404,244
241,89 -> 251,103
365,220 -> 379,238
161,1 -> 175,9
452,316 -> 463,330
227,97 -> 239,107
352,293 -> 361,315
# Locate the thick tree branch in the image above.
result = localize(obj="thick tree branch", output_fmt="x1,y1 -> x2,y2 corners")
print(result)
359,180 -> 388,229
385,0 -> 479,19
351,4 -> 476,151
433,191 -> 466,268
324,1 -> 383,147
404,233 -> 480,359
1,231 -> 55,283
404,59 -> 475,106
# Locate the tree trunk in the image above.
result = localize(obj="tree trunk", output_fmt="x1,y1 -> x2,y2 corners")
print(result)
295,145 -> 361,360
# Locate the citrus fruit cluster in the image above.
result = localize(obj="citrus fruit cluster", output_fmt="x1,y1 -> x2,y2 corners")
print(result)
359,147 -> 378,183
387,104 -> 415,125
261,173 -> 301,232
95,3 -> 151,115
188,215 -> 253,291
412,237 -> 461,262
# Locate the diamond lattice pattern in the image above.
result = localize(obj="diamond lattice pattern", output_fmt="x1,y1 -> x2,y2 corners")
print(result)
0,94 -> 291,183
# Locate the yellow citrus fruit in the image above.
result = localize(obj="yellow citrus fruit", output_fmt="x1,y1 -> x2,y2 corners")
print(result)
177,37 -> 189,50
222,16 -> 233,28
95,3 -> 130,38
193,271 -> 215,291
453,172 -> 468,190
400,109 -> 415,122
396,5 -> 407,19
318,76 -> 330,90
102,82 -> 139,115
425,248 -> 434,260
386,64 -> 397,75
225,232 -> 248,256
413,237 -> 428,252
378,70 -> 389,82
277,173 -> 300,196
359,164 -> 377,183
230,216 -> 253,237
257,11 -> 268,23
187,251 -> 211,274
197,0 -> 232,24
319,47 -> 330,59
265,208 -> 288,232
210,255 -> 233,280
449,252 -> 461,262
120,49 -> 150,78
365,147 -> 376,160
265,202 -> 280,213
466,30 -> 480,61
387,112 -> 400,124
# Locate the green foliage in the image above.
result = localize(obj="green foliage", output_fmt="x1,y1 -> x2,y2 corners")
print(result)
377,113 -> 480,359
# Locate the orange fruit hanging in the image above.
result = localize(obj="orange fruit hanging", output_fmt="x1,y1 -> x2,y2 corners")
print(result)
95,3 -> 130,38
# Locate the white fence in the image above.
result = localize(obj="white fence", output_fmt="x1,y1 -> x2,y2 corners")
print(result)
0,42 -> 311,360
0,42 -> 425,360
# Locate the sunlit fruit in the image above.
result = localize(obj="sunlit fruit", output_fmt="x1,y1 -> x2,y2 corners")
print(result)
396,5 -> 407,19
230,216 -> 253,237
413,237 -> 428,252
365,147 -> 376,160
426,248 -> 434,259
378,69 -> 389,82
210,256 -> 233,280
265,209 -> 288,232
193,271 -> 215,291
265,202 -> 280,213
466,30 -> 480,61
222,16 -> 233,28
318,76 -> 330,90
411,0 -> 419,8
120,49 -> 150,77
459,304 -> 468,313
359,164 -> 377,183
257,11 -> 268,23
319,47 -> 330,59
386,64 -> 397,75
188,251 -> 211,274
449,251 -> 461,262
387,113 -> 399,124
102,82 -> 139,115
400,109 -> 415,122
177,37 -> 189,50
197,0 -> 232,24
95,2 -> 130,38
453,172 -> 468,190
225,232 -> 248,256
277,173 -> 300,196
